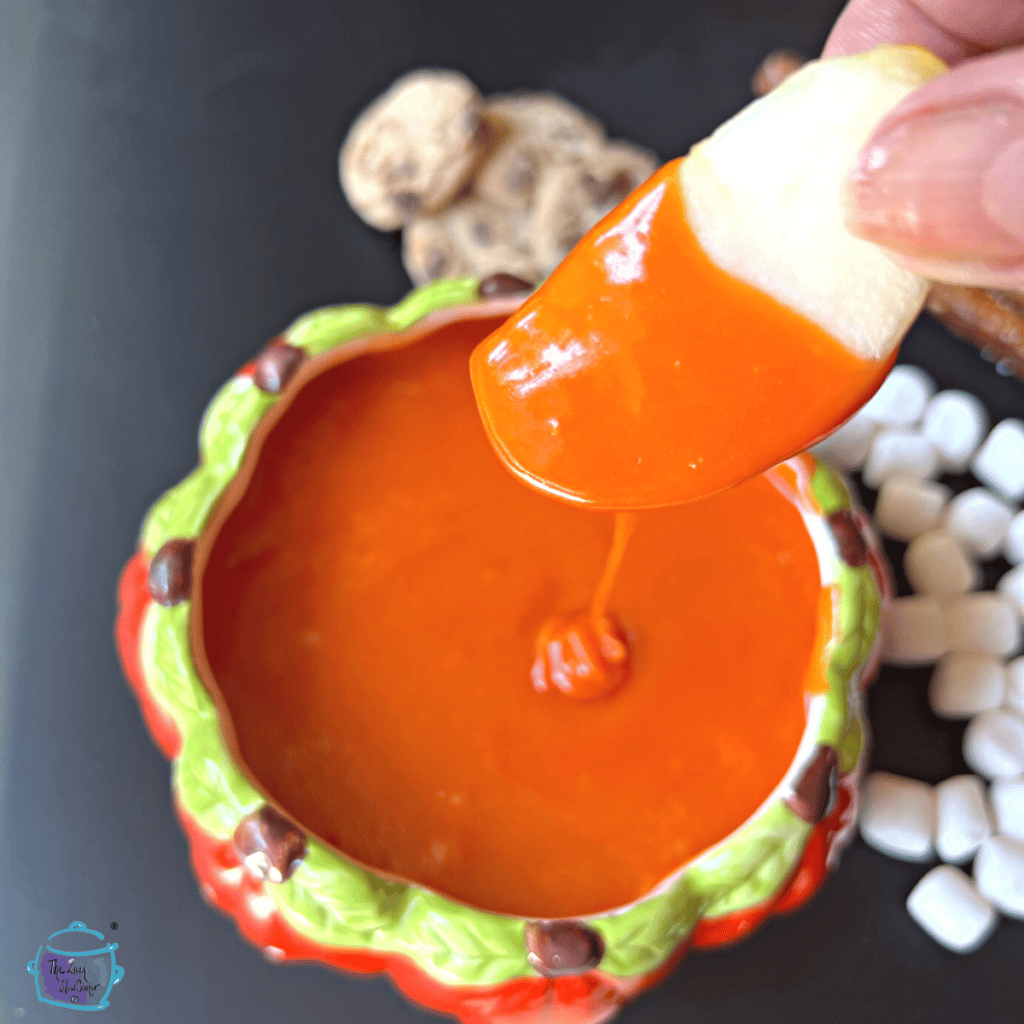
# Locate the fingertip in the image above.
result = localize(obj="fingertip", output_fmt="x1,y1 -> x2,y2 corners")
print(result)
822,0 -> 977,62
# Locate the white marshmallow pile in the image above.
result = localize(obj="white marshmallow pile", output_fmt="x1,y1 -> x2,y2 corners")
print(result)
1005,511 -> 1024,565
947,488 -> 1015,558
874,478 -> 950,542
991,776 -> 1024,841
904,530 -> 978,596
860,773 -> 935,861
1008,658 -> 1024,716
863,429 -> 940,489
859,765 -> 1024,952
811,416 -> 878,471
921,391 -> 988,473
859,365 -> 935,426
964,710 -> 1024,779
973,420 -> 1024,502
944,594 -> 1021,658
999,566 -> 1024,619
907,866 -> 997,952
934,775 -> 992,864
814,363 -> 1024,953
884,596 -> 948,665
974,835 -> 1024,919
928,654 -> 1005,720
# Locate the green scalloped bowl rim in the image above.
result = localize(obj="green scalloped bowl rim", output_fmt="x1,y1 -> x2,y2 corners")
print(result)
133,276 -> 878,986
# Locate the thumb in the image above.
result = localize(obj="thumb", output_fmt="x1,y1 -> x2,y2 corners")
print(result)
844,46 -> 1024,289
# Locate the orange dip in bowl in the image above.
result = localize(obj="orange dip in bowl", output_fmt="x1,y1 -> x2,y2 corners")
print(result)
198,313 -> 823,919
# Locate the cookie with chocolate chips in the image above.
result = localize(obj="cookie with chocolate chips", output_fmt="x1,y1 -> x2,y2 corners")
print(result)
403,197 -> 539,286
340,69 -> 487,231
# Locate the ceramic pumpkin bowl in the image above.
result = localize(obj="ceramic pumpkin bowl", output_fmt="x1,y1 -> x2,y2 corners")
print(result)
116,273 -> 891,1024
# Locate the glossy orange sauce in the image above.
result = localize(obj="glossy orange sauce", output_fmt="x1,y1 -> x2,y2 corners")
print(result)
530,512 -> 635,700
470,158 -> 895,510
201,316 -> 822,918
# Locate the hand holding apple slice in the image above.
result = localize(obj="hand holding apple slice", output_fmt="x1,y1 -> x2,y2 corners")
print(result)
470,46 -> 947,509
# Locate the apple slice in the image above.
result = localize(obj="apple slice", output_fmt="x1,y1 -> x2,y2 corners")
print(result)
470,46 -> 947,510
682,45 -> 945,360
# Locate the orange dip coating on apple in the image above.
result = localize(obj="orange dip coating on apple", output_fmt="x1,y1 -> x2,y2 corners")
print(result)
469,159 -> 896,510
199,316 -> 821,918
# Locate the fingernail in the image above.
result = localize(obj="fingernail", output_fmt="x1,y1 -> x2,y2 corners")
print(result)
846,100 -> 1024,271
984,136 -> 1024,250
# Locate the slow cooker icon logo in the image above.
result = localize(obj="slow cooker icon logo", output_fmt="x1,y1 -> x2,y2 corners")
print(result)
26,921 -> 125,1010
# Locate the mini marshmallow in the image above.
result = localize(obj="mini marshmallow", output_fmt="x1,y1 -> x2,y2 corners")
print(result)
973,834 -> 1024,919
928,653 -> 1006,719
810,415 -> 877,472
972,419 -> 1024,501
859,772 -> 935,862
935,775 -> 993,863
945,594 -> 1021,657
874,477 -> 951,543
883,596 -> 948,666
990,776 -> 1024,843
859,365 -> 934,426
964,708 -> 1024,779
906,865 -> 997,953
863,429 -> 940,490
1007,657 -> 1024,716
1005,512 -> 1024,566
945,487 -> 1015,559
922,390 -> 989,473
904,530 -> 978,596
998,566 -> 1024,621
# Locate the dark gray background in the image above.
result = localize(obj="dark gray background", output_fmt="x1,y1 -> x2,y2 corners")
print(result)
2,0 -> 1023,1021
